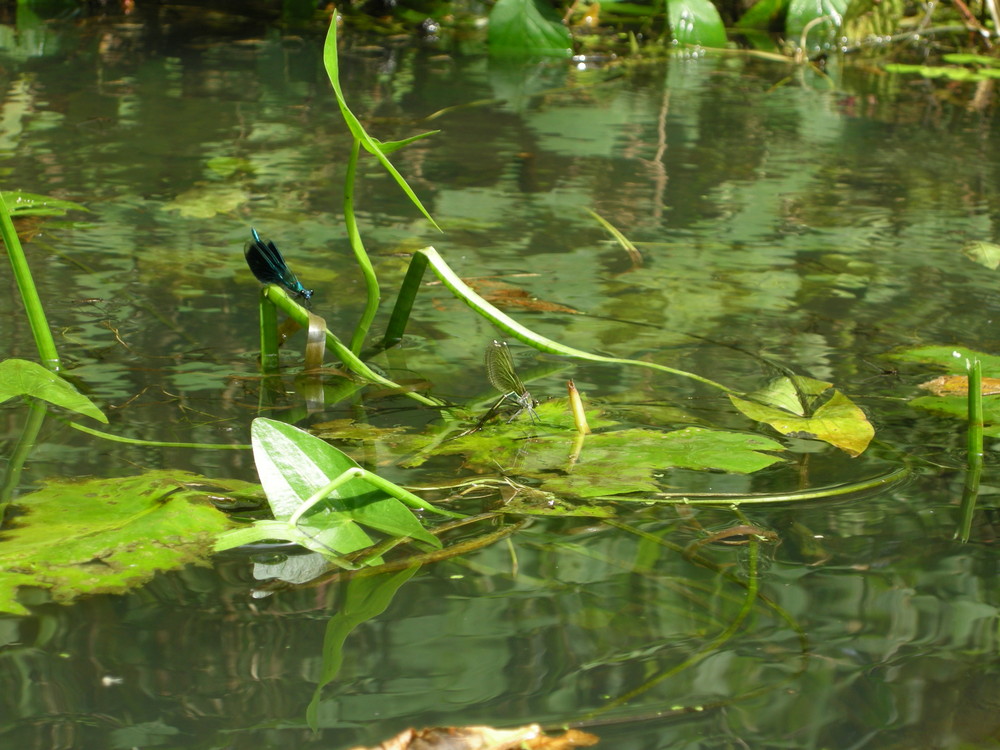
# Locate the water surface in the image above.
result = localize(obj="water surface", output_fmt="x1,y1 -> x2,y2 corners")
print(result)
2,9 -> 999,749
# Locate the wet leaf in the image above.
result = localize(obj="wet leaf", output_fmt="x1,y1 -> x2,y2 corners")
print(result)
730,389 -> 874,457
0,471 -> 239,615
488,0 -> 573,57
918,375 -> 1000,396
0,358 -> 107,422
667,0 -> 728,47
1,191 -> 89,217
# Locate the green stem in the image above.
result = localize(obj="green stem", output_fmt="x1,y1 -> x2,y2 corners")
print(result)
386,246 -> 738,393
958,358 -> 983,542
345,138 -> 381,355
258,289 -> 280,374
264,285 -> 443,407
0,191 -> 60,371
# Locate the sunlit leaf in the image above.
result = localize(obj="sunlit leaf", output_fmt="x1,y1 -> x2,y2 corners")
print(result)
0,358 -> 107,422
1,191 -> 89,217
891,345 -> 1000,374
0,471 -> 238,615
666,0 -> 728,47
963,241 -> 1000,270
918,375 -> 1000,397
746,375 -> 831,416
488,0 -> 573,57
540,427 -> 785,497
730,389 -> 873,456
323,15 -> 440,230
248,418 -> 440,553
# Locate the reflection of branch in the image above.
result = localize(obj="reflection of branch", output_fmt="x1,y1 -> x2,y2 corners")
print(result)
571,525 -> 806,729
256,514 -> 526,593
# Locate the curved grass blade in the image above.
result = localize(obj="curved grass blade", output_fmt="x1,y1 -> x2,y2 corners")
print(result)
245,228 -> 313,303
385,246 -> 738,394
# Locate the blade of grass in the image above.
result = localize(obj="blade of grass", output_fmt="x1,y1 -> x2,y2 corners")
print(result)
322,13 -> 440,232
0,190 -> 60,371
384,245 -> 739,394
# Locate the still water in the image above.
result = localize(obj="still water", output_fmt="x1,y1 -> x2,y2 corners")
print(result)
2,6 -> 999,749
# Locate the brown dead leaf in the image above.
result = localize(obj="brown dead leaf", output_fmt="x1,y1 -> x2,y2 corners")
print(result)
470,278 -> 582,315
918,375 -> 1000,397
347,724 -> 599,750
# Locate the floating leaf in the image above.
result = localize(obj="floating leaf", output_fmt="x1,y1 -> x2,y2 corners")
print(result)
730,389 -> 873,456
747,375 -> 831,416
918,375 -> 1000,397
0,358 -> 107,422
205,156 -> 255,177
963,241 -> 1000,270
162,183 -> 248,219
890,345 -> 1000,373
0,471 -> 239,615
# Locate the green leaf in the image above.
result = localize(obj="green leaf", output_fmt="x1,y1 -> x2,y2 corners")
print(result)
747,375 -> 831,416
0,471 -> 238,615
910,394 -> 1000,429
0,358 -> 107,422
736,0 -> 791,29
322,15 -> 441,231
730,389 -> 874,457
890,346 -> 1000,374
666,0 -> 728,47
540,427 -> 785,497
786,0 -> 847,47
248,418 -> 440,555
963,241 -> 1000,270
487,0 -> 573,58
374,131 -> 439,155
1,191 -> 88,217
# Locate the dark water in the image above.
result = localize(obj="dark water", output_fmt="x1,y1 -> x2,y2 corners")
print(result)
2,5 -> 1000,749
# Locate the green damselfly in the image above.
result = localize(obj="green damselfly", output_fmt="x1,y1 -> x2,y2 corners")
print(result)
484,339 -> 539,423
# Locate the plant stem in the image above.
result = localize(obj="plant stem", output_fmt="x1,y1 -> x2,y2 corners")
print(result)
0,191 -> 60,371
958,357 -> 983,542
345,138 -> 381,355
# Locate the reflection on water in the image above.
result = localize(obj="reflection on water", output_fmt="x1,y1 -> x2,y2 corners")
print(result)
1,6 -> 999,749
